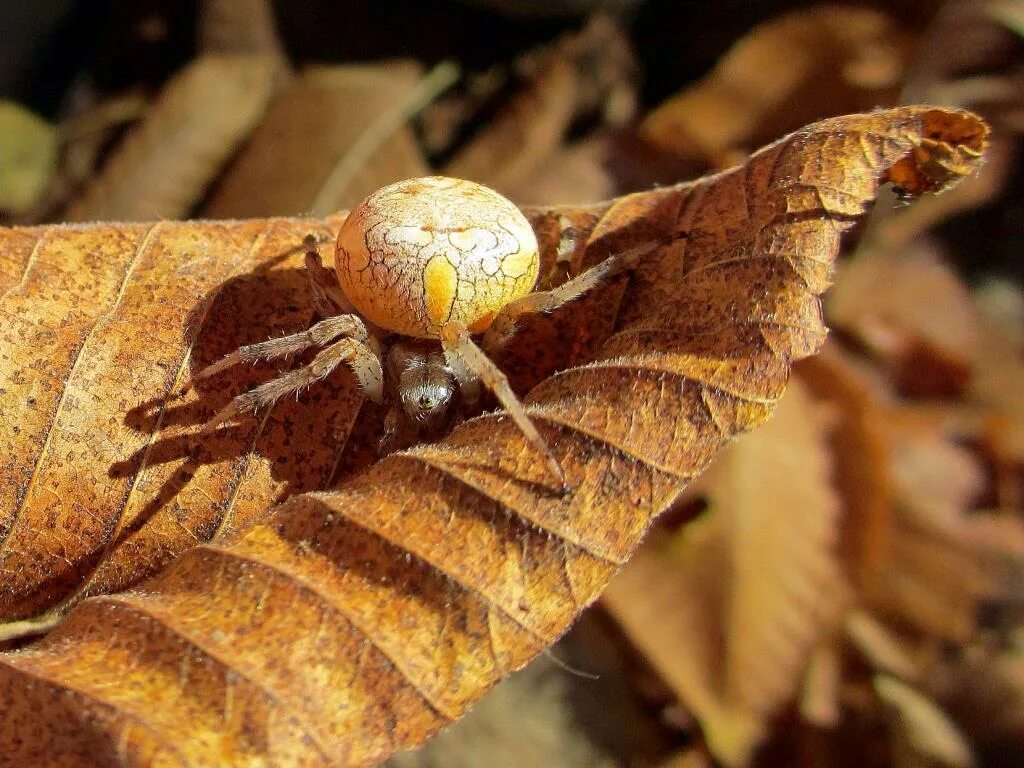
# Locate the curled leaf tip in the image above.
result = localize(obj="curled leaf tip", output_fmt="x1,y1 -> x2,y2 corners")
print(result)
887,107 -> 989,196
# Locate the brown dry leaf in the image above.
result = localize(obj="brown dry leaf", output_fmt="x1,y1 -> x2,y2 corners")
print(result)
720,381 -> 844,723
830,390 -> 1018,641
971,309 -> 1024,465
876,407 -> 1024,641
884,408 -> 986,524
443,52 -> 576,194
0,107 -> 987,766
874,676 -> 975,768
386,655 -> 617,768
47,92 -> 151,223
198,0 -> 287,59
797,333 -> 1024,644
796,342 -> 896,597
800,635 -> 842,727
203,62 -> 432,218
866,137 -> 1015,249
443,15 -> 634,199
827,238 -> 1024,463
803,338 -> 1017,642
604,379 -> 843,766
641,6 -> 912,166
513,137 -> 615,206
843,610 -> 922,681
604,514 -> 739,748
827,242 -> 982,394
65,54 -> 281,222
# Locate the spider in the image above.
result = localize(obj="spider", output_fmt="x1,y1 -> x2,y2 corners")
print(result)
190,176 -> 646,494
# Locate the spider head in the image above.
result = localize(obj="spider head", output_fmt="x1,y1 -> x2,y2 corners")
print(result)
398,354 -> 457,429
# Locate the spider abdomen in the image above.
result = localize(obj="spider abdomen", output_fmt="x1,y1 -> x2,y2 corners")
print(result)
335,176 -> 540,339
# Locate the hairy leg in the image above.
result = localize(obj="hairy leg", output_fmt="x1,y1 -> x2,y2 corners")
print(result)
187,313 -> 370,389
202,336 -> 384,432
482,237 -> 664,353
304,234 -> 352,318
441,322 -> 567,494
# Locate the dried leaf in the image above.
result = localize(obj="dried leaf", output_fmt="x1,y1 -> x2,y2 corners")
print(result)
443,16 -> 634,198
824,231 -> 1024,625
0,214 -> 361,629
0,107 -> 988,766
844,610 -> 921,680
796,343 -> 895,596
800,636 -> 842,727
443,53 -> 576,194
874,676 -> 975,768
308,63 -> 457,216
720,381 -> 844,719
387,656 -> 617,768
203,62 -> 432,218
512,137 -> 614,206
52,93 -> 151,220
864,137 -> 1015,249
989,0 -> 1024,38
873,409 -> 1004,641
971,309 -> 1024,464
605,379 -> 844,766
66,55 -> 281,222
198,0 -> 286,59
802,322 -> 1023,633
885,410 -> 986,524
827,243 -> 982,395
641,7 -> 911,165
604,514 -> 744,755
0,101 -> 58,214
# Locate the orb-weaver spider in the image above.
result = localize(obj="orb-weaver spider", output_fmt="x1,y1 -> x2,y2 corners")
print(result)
191,176 -> 645,493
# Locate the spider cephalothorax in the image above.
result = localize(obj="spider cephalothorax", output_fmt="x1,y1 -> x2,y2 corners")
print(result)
387,340 -> 458,429
192,176 -> 643,493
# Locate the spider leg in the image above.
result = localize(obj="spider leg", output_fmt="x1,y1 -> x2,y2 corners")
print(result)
201,336 -> 384,433
186,313 -> 371,393
482,238 -> 661,353
379,404 -> 411,455
441,322 -> 567,494
304,233 -> 352,318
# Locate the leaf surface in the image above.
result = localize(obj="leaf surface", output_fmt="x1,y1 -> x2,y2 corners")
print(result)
0,107 -> 987,766
203,62 -> 432,218
442,16 -> 634,200
0,102 -> 59,214
65,54 -> 281,222
603,379 -> 843,766
640,6 -> 910,167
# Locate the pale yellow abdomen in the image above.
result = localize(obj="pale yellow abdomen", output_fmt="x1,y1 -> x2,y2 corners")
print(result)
335,177 -> 540,339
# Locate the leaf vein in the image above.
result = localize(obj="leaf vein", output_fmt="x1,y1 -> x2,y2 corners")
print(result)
0,221 -> 164,556
97,592 -> 341,765
307,483 -> 572,645
0,231 -> 47,304
526,407 -> 691,482
200,542 -> 457,721
0,652 -> 192,766
392,451 -> 625,564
